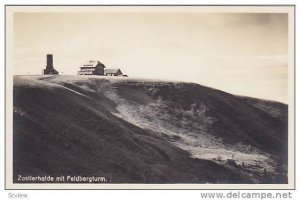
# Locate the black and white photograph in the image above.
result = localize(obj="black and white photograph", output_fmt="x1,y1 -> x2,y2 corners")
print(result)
5,5 -> 295,189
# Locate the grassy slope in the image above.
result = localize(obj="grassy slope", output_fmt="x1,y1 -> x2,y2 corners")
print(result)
13,76 -> 288,183
13,76 -> 244,183
111,81 -> 287,156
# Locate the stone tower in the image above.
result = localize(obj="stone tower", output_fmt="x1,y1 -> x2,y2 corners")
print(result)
43,54 -> 59,75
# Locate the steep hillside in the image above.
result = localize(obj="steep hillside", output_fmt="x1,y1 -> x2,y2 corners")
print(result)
13,75 -> 288,184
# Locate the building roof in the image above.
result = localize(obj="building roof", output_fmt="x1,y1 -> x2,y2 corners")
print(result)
104,69 -> 122,74
81,60 -> 105,68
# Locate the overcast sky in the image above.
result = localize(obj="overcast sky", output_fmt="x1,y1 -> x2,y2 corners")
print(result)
13,11 -> 289,103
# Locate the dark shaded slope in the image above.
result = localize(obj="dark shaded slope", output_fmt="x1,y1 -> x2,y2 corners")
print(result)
13,82 -> 245,183
237,96 -> 288,123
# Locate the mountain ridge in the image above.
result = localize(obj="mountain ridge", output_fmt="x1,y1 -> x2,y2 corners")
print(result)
13,75 -> 288,183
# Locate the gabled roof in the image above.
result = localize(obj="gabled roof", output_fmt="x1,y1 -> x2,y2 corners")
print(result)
81,60 -> 105,68
104,69 -> 122,74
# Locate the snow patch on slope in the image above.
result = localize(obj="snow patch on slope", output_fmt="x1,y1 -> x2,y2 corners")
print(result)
103,87 -> 276,173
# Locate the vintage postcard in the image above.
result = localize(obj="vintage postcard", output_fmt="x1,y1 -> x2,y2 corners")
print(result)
5,5 -> 295,189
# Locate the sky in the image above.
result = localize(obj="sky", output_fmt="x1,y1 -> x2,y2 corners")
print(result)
13,11 -> 289,103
